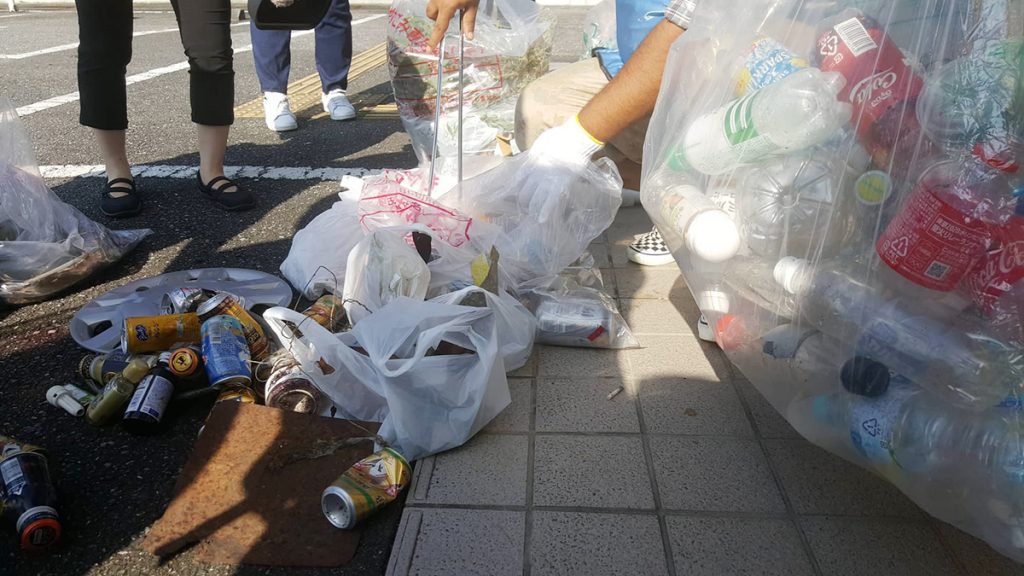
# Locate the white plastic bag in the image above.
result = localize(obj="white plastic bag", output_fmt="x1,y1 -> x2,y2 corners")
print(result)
581,0 -> 617,59
263,298 -> 510,461
0,96 -> 150,305
342,227 -> 431,325
440,154 -> 624,291
431,285 -> 536,371
280,200 -> 363,299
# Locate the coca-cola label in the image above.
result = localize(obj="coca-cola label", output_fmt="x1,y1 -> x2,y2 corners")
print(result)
876,176 -> 992,292
817,16 -> 923,133
961,217 -> 1024,312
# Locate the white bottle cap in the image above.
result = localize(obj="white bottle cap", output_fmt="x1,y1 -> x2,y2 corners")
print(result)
774,257 -> 811,294
686,210 -> 741,263
46,386 -> 85,417
697,289 -> 731,315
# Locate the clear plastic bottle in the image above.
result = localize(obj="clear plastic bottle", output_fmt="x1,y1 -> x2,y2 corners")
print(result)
776,256 -> 1020,410
791,370 -> 1024,483
646,183 -> 741,263
673,68 -> 852,175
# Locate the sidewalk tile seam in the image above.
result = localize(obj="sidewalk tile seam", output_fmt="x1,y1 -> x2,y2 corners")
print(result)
386,508 -> 423,576
632,355 -> 679,576
523,378 -> 537,576
723,355 -> 825,576
410,456 -> 436,502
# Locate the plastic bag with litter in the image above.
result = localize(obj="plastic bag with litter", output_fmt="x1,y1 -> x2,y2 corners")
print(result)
0,96 -> 150,305
640,0 -> 1024,561
387,0 -> 554,173
440,154 -> 624,291
263,297 -> 510,462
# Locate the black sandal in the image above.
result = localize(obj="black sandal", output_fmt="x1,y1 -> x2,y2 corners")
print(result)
197,173 -> 255,212
100,178 -> 143,218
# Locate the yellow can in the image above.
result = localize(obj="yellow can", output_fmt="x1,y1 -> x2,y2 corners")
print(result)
215,385 -> 257,404
122,314 -> 201,354
321,448 -> 410,529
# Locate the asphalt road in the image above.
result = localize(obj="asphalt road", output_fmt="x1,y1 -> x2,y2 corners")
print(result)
0,7 -> 587,575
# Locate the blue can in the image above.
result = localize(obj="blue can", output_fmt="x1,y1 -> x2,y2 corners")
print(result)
201,315 -> 252,388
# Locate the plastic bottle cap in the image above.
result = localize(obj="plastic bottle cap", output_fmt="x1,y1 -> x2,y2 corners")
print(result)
840,356 -> 891,397
686,210 -> 740,263
715,315 -> 745,350
21,518 -> 60,550
697,290 -> 731,315
773,257 -> 811,294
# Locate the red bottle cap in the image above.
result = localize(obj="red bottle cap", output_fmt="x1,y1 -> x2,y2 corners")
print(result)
21,517 -> 61,551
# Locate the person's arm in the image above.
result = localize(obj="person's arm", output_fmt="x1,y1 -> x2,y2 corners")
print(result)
577,19 -> 685,143
425,0 -> 479,48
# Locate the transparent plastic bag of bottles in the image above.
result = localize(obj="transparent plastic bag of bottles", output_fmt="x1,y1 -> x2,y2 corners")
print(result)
640,0 -> 1024,561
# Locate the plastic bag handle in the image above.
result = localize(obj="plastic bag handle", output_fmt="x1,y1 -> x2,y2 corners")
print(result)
361,306 -> 493,379
262,306 -> 340,361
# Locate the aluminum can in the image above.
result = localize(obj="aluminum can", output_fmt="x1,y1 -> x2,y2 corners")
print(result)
161,287 -> 217,315
301,294 -> 348,332
197,293 -> 269,360
215,386 -> 257,404
122,314 -> 201,354
201,316 -> 252,388
322,448 -> 410,529
265,355 -> 323,414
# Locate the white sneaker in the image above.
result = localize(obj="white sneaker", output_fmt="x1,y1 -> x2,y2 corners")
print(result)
263,92 -> 298,132
322,89 -> 356,121
627,227 -> 675,266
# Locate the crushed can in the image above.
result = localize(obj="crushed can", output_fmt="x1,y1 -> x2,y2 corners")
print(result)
201,315 -> 252,388
122,314 -> 201,354
0,436 -> 61,551
265,355 -> 322,414
302,294 -> 348,332
322,448 -> 410,529
161,287 -> 218,315
197,293 -> 270,360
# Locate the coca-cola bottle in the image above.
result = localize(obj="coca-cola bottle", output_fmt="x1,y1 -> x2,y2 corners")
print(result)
876,158 -> 1013,298
815,10 -> 927,177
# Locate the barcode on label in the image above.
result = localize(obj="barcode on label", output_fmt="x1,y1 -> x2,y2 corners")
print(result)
835,17 -> 877,57
1,458 -> 24,488
925,261 -> 951,280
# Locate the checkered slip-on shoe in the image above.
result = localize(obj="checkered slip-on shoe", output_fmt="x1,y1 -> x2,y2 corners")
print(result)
626,227 -> 675,266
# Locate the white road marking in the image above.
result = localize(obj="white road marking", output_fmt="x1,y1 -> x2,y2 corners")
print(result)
0,23 -> 250,60
14,14 -> 385,117
39,164 -> 381,181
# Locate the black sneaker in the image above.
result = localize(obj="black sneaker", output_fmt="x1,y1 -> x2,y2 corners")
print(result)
627,227 -> 674,266
100,178 -> 143,218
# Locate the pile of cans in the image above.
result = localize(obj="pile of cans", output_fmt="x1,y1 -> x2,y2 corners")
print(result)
8,289 -> 351,551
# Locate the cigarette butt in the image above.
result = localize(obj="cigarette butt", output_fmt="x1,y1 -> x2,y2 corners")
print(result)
606,386 -> 624,400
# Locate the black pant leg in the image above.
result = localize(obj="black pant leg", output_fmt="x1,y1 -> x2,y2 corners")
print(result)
170,0 -> 235,126
76,0 -> 133,130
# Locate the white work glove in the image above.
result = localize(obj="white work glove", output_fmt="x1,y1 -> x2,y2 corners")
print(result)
526,115 -> 604,167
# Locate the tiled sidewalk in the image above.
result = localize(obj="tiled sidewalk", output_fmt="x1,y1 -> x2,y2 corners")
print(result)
385,207 -> 1022,576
